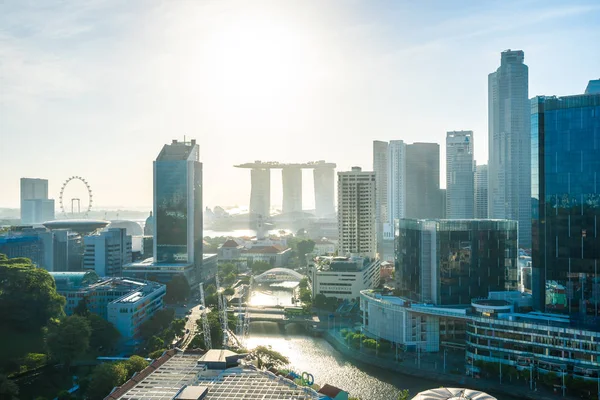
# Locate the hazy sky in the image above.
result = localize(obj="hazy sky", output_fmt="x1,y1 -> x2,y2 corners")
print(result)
1,0 -> 599,211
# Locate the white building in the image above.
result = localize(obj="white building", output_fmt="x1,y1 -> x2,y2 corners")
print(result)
309,256 -> 380,300
20,178 -> 55,224
488,49 -> 531,247
83,228 -> 132,277
373,140 -> 389,261
474,164 -> 488,219
107,280 -> 166,339
446,131 -> 474,219
337,167 -> 377,258
312,238 -> 336,256
387,140 -> 406,223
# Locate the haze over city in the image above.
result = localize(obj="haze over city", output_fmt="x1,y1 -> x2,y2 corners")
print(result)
2,0 -> 599,209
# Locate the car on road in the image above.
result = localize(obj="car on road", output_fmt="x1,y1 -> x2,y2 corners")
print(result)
186,329 -> 190,334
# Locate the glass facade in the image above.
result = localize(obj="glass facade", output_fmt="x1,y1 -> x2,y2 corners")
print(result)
396,219 -> 518,305
531,94 -> 600,319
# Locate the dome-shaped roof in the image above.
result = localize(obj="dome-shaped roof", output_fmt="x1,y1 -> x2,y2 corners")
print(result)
144,212 -> 154,236
411,388 -> 496,400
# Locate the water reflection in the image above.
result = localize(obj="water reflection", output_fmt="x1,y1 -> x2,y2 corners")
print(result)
249,283 -> 297,307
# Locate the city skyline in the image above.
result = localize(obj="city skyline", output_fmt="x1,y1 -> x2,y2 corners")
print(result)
1,1 -> 600,209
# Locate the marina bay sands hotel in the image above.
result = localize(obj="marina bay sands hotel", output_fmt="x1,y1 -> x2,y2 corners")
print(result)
235,161 -> 336,218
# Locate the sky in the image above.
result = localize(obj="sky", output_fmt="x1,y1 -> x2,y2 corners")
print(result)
1,0 -> 599,211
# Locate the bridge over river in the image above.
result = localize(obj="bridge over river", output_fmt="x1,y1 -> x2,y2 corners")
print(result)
230,306 -> 321,327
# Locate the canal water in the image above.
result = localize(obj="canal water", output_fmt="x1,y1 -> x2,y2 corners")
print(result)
246,284 -> 519,400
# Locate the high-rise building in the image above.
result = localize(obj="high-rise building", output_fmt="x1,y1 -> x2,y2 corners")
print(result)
20,178 -> 54,224
337,167 -> 376,258
531,86 -> 600,316
446,131 -> 474,218
373,141 -> 389,259
249,168 -> 270,218
396,219 -> 518,305
474,164 -> 488,219
406,142 -> 442,219
585,79 -> 600,94
83,228 -> 133,277
387,140 -> 406,223
488,49 -> 531,247
313,164 -> 336,218
154,139 -> 203,268
281,167 -> 302,214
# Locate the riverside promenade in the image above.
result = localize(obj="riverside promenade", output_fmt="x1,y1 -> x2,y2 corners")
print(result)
324,328 -> 580,400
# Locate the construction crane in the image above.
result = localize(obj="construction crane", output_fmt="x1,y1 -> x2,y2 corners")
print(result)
199,283 -> 212,350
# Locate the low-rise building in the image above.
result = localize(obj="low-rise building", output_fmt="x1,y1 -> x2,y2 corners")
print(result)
311,238 -> 336,256
309,256 -> 380,300
242,245 -> 291,267
217,239 -> 246,269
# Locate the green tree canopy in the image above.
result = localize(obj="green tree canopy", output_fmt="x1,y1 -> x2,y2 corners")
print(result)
88,314 -> 120,353
296,239 -> 315,263
251,261 -> 272,275
164,275 -> 190,304
73,296 -> 90,317
46,315 -> 91,368
123,356 -> 149,377
250,346 -> 289,370
0,374 -> 19,399
139,308 -> 175,339
0,256 -> 65,332
218,263 -> 237,280
85,363 -> 127,400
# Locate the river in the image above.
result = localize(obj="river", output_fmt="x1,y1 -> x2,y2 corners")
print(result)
245,284 -> 518,400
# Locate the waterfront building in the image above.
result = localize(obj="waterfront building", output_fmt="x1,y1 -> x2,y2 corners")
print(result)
406,142 -> 443,219
104,349 -> 321,400
241,245 -> 291,267
20,178 -> 55,224
388,140 -> 407,223
446,131 -> 474,219
309,256 -> 380,300
396,219 -> 518,305
531,85 -> 600,317
83,228 -> 132,277
474,164 -> 488,219
488,49 -> 531,247
337,167 -> 376,258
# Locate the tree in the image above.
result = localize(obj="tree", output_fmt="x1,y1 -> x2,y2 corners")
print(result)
123,356 -> 149,377
188,334 -> 205,350
73,296 -> 90,317
139,308 -> 175,339
397,389 -> 410,400
85,363 -> 127,400
47,315 -> 91,368
299,278 -> 309,290
251,261 -> 272,275
251,346 -> 289,370
164,275 -> 190,304
56,390 -> 73,400
171,318 -> 186,338
223,287 -> 235,296
88,314 -> 120,353
148,349 -> 167,359
0,374 -> 19,399
146,336 -> 165,353
218,263 -> 237,281
296,239 -> 315,263
313,294 -> 327,308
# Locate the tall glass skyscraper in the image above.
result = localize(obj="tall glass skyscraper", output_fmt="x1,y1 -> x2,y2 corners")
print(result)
406,142 -> 442,219
531,87 -> 600,319
488,50 -> 531,247
154,139 -> 203,267
446,131 -> 474,219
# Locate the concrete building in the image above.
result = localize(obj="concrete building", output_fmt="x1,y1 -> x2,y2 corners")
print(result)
241,245 -> 291,268
313,163 -> 336,218
20,178 -> 55,224
83,228 -> 132,277
446,131 -> 474,219
531,85 -> 600,316
218,239 -> 246,268
282,167 -> 302,214
311,238 -> 336,256
406,142 -> 443,219
488,49 -> 531,247
309,256 -> 380,300
373,140 -> 389,259
250,167 -> 271,217
51,272 -> 166,338
396,219 -> 518,305
387,140 -> 406,223
474,164 -> 488,219
337,167 -> 376,258
0,235 -> 46,268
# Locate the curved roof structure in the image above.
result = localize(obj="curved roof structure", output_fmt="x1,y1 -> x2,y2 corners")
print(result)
254,267 -> 304,282
43,219 -> 109,234
411,388 -> 496,400
50,271 -> 101,289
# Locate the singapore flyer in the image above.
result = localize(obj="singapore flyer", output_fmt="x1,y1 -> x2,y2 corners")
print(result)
59,176 -> 93,218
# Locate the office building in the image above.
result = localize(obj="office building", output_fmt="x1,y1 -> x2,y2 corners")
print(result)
387,140 -> 406,223
0,235 -> 46,269
373,140 -> 389,259
337,167 -> 376,258
83,228 -> 132,277
474,164 -> 488,219
406,143 -> 443,219
396,219 -> 518,305
488,49 -> 531,247
313,163 -> 336,218
20,178 -> 55,224
309,256 -> 380,300
446,131 -> 474,219
531,86 -> 600,317
585,79 -> 600,94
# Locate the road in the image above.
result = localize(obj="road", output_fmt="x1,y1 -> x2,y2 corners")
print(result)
179,304 -> 206,349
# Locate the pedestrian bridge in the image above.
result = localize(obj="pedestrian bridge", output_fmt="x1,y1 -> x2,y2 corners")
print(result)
254,268 -> 304,283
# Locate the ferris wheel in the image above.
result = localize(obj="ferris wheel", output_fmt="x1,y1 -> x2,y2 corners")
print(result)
59,176 -> 93,218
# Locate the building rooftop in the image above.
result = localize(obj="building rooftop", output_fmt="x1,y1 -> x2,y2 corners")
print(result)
156,139 -> 199,162
411,387 -> 496,400
106,350 -> 320,400
314,256 -> 375,272
43,219 -> 109,234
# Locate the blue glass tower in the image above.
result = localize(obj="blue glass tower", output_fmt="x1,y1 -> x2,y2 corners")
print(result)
532,86 -> 600,319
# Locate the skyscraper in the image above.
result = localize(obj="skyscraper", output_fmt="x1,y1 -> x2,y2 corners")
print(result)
387,140 -> 406,223
373,141 -> 389,225
406,143 -> 442,219
531,86 -> 600,317
474,164 -> 488,219
20,178 -> 54,224
488,49 -> 531,247
446,131 -> 474,219
154,139 -> 203,267
337,167 -> 376,258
